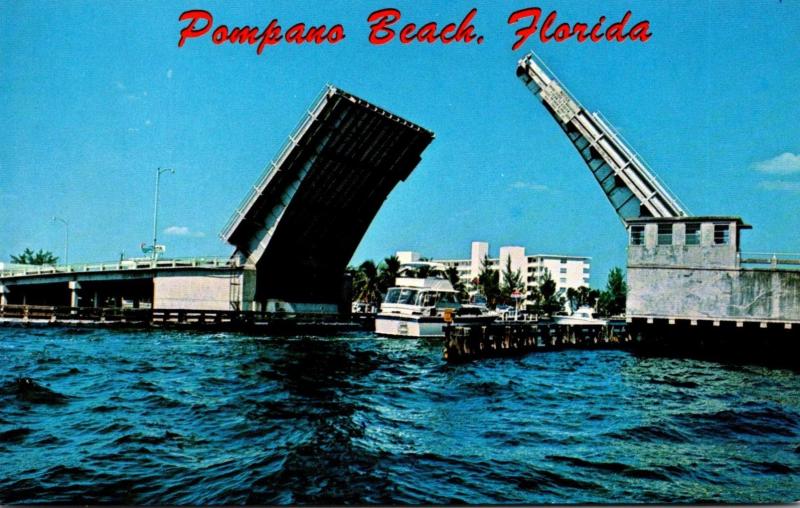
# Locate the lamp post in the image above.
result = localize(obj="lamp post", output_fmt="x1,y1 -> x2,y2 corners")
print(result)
152,167 -> 175,261
52,216 -> 69,266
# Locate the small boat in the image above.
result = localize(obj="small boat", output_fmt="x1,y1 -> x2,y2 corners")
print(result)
374,262 -> 496,338
552,305 -> 607,326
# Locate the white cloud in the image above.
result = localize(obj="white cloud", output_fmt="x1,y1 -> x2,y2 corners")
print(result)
166,69 -> 173,80
758,180 -> 800,192
753,152 -> 800,174
164,226 -> 205,238
510,181 -> 549,192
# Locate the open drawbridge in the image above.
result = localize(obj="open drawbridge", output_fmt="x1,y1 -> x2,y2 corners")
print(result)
516,53 -> 688,224
222,86 -> 434,311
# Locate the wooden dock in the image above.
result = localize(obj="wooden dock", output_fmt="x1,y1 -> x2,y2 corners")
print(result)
0,304 -> 369,335
443,320 -> 630,363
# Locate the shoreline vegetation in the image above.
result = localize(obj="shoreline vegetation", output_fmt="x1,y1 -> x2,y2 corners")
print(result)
348,254 -> 627,317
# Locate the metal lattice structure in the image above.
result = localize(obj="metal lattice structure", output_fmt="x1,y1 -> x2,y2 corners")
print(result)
517,53 -> 688,224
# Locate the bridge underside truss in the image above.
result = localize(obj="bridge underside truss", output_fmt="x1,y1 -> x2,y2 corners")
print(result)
222,86 -> 434,306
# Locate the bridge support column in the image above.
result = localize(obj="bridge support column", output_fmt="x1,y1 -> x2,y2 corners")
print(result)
68,281 -> 81,308
0,284 -> 8,306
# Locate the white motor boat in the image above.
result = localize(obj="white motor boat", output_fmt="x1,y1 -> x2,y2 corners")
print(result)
374,262 -> 496,338
552,305 -> 607,326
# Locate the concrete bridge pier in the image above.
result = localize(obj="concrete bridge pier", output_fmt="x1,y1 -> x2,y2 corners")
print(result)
68,281 -> 81,310
0,284 -> 8,306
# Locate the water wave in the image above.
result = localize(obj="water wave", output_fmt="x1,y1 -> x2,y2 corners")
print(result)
0,329 -> 798,504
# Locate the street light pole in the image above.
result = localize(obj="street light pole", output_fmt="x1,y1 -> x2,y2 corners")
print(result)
52,216 -> 69,266
152,167 -> 175,261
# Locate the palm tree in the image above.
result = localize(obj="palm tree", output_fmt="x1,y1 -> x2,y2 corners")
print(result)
445,266 -> 468,300
525,285 -> 543,315
566,287 -> 579,312
416,264 -> 432,279
10,248 -> 59,265
354,260 -> 382,305
538,268 -> 565,315
500,257 -> 524,304
477,255 -> 500,308
378,255 -> 401,293
597,267 -> 627,316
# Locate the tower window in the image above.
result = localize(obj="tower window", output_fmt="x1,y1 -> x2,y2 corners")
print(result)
657,224 -> 673,245
714,224 -> 730,245
630,225 -> 644,245
685,223 -> 701,245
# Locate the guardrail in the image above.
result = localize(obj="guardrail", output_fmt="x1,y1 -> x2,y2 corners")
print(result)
739,252 -> 800,269
0,256 -> 237,278
220,84 -> 333,239
593,111 -> 691,216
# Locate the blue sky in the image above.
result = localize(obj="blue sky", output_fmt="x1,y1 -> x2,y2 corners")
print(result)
1,1 -> 799,288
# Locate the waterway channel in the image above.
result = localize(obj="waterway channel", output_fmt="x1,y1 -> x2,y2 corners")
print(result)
1,327 -> 798,504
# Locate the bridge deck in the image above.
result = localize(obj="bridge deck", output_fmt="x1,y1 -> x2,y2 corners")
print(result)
516,53 -> 688,224
222,85 -> 434,305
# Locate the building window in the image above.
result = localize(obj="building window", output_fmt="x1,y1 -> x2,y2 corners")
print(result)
714,224 -> 730,245
685,223 -> 701,245
657,224 -> 673,245
559,277 -> 567,283
630,225 -> 644,245
560,258 -> 567,264
559,267 -> 567,274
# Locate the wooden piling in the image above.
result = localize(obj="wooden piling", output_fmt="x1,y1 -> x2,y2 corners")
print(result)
443,320 -> 628,363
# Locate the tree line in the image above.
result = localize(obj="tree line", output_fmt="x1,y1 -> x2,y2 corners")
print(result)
350,253 -> 627,317
8,248 -> 59,265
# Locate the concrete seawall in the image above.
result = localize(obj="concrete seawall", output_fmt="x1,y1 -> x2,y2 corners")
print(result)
628,266 -> 800,323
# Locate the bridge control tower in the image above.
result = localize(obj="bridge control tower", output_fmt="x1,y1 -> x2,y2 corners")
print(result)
516,53 -> 688,224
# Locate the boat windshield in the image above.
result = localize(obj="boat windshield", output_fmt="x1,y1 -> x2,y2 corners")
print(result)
384,288 -> 401,304
397,288 -> 419,305
384,288 -> 460,307
416,291 -> 459,307
436,292 -> 459,307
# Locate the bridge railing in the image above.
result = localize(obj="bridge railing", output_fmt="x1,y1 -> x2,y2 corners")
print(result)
0,256 -> 237,278
220,84 -> 333,240
739,252 -> 800,269
521,51 -> 690,218
0,304 -> 345,326
592,111 -> 691,217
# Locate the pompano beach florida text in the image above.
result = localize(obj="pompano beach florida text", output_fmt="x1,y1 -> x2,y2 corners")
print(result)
177,7 -> 652,55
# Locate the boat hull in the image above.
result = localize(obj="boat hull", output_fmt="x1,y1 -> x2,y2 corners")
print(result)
374,315 -> 447,338
375,314 -> 498,338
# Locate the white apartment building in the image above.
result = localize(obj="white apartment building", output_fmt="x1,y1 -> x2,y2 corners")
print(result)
395,251 -> 422,264
421,241 -> 591,307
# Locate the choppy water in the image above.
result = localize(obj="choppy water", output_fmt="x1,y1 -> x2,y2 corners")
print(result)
1,327 -> 799,504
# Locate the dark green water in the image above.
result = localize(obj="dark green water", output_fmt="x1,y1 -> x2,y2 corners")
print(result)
1,326 -> 798,504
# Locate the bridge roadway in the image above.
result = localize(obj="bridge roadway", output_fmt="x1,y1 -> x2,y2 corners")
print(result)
0,257 -> 240,310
